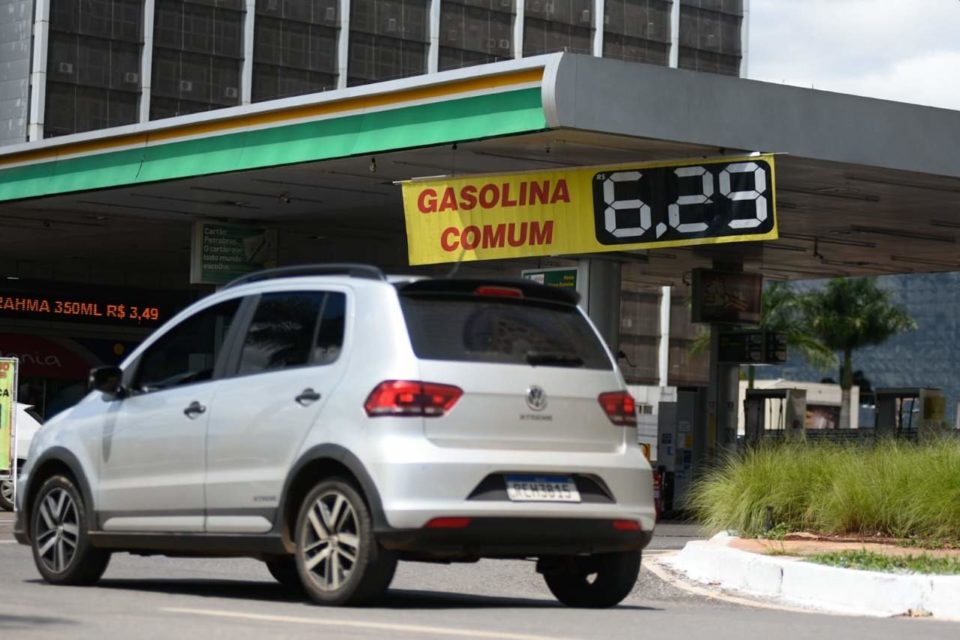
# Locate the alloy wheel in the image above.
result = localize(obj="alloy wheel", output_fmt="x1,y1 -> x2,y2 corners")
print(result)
0,479 -> 13,505
34,487 -> 80,574
300,490 -> 360,591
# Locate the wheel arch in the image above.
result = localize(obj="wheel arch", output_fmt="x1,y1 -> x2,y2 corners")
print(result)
21,448 -> 96,541
277,445 -> 387,551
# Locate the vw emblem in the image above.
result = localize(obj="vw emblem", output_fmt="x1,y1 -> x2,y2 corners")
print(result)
526,385 -> 547,412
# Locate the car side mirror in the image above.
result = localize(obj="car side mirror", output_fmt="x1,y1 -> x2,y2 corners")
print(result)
89,366 -> 125,398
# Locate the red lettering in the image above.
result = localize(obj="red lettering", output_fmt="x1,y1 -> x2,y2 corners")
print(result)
501,183 -> 517,207
530,181 -> 549,205
551,180 -> 570,204
418,188 -> 438,213
508,222 -> 528,247
482,224 -> 505,248
461,226 -> 481,250
479,184 -> 499,209
518,182 -> 528,206
438,187 -> 458,212
459,185 -> 478,210
530,220 -> 554,245
440,227 -> 460,252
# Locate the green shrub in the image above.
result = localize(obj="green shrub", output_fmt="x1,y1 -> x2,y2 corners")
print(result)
688,439 -> 960,542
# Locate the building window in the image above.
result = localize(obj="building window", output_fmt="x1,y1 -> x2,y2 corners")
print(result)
603,0 -> 671,66
522,0 -> 594,57
677,0 -> 742,76
439,0 -> 515,72
348,0 -> 429,86
150,0 -> 245,121
253,0 -> 340,102
44,0 -> 143,137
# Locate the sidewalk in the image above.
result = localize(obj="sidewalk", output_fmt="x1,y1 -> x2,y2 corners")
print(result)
655,532 -> 960,619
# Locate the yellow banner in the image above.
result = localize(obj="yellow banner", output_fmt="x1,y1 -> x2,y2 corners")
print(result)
402,154 -> 777,265
0,358 -> 16,473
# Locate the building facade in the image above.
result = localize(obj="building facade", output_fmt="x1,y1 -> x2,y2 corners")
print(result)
0,0 -> 747,146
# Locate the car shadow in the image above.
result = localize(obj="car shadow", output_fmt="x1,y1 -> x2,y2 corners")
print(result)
87,579 -> 656,611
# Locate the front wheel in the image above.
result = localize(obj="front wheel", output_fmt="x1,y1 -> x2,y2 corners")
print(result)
30,475 -> 111,585
541,552 -> 641,608
294,478 -> 397,606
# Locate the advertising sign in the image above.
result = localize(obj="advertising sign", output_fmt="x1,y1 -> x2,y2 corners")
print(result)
521,267 -> 578,290
0,358 -> 17,474
190,222 -> 278,285
691,269 -> 763,324
401,154 -> 777,265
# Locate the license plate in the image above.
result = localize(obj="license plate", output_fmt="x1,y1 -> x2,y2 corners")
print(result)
505,475 -> 581,503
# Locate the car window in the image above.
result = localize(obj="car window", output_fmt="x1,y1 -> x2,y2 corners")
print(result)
314,292 -> 346,365
237,292 -> 326,375
399,296 -> 612,370
134,298 -> 241,392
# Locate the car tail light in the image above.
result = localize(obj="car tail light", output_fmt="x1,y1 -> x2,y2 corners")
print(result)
612,519 -> 641,531
598,391 -> 637,427
424,517 -> 472,529
364,381 -> 463,417
475,285 -> 523,298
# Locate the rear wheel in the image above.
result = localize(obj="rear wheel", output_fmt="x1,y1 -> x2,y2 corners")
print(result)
30,475 -> 111,585
294,478 -> 397,606
540,552 -> 641,608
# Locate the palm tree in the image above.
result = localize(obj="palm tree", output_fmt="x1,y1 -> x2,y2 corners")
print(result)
802,277 -> 917,429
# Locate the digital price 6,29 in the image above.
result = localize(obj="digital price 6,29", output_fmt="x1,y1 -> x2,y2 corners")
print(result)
591,159 -> 775,246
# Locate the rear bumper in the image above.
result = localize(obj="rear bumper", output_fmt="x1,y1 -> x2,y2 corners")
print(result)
378,517 -> 653,558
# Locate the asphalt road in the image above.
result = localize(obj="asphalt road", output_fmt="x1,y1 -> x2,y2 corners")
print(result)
1,512 -> 957,639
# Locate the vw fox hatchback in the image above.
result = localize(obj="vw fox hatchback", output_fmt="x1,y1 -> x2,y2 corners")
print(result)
15,264 -> 655,607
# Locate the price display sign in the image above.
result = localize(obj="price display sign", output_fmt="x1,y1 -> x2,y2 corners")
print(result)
592,160 -> 774,246
402,154 -> 777,265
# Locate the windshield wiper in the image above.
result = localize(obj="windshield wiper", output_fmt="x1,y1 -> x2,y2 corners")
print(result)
525,351 -> 584,367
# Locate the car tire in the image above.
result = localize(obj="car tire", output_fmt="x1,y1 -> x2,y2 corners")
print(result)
0,477 -> 13,511
541,551 -> 641,608
294,477 -> 397,606
265,555 -> 303,591
30,475 -> 111,585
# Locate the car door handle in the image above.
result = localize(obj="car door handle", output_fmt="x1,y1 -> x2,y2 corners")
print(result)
183,401 -> 206,418
295,388 -> 321,406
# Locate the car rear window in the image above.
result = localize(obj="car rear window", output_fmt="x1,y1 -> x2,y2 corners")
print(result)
400,296 -> 613,370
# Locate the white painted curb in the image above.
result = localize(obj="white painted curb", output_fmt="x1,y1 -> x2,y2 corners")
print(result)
661,534 -> 960,619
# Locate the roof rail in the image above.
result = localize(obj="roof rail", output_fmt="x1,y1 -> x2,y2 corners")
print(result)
224,264 -> 387,288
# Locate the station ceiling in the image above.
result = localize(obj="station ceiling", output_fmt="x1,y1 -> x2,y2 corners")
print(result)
2,54 -> 958,289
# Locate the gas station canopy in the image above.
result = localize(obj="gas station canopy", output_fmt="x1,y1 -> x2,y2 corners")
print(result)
2,53 -> 959,287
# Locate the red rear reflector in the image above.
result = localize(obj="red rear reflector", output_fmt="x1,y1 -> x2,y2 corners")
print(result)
612,519 -> 641,531
475,285 -> 523,298
424,517 -> 472,529
364,381 -> 463,417
598,391 -> 638,427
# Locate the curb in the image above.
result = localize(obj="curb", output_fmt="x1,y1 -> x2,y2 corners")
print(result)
661,533 -> 960,619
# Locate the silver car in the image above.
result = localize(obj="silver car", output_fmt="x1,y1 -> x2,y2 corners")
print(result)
14,265 -> 655,607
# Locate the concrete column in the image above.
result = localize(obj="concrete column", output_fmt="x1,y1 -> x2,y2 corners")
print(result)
577,258 -> 621,353
658,285 -> 670,387
27,0 -> 50,141
513,0 -> 524,59
592,0 -> 604,57
427,0 -> 440,73
337,0 -> 351,89
668,0 -> 680,68
241,0 -> 255,105
140,0 -> 156,122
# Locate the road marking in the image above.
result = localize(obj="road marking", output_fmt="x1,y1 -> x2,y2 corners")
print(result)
643,554 -> 838,616
0,540 -> 17,544
162,607 -> 577,640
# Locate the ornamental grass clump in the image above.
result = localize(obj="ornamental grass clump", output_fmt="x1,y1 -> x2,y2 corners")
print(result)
688,439 -> 960,543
